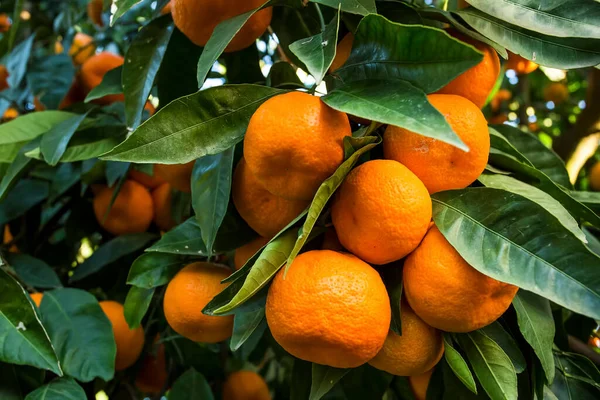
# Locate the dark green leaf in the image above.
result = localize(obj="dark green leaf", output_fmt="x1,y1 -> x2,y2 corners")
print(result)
458,331 -> 517,400
191,148 -> 234,255
0,362 -> 28,400
110,0 -> 142,25
571,191 -> 600,215
550,351 -> 600,399
480,322 -> 526,374
0,268 -> 61,375
70,233 -> 156,282
123,286 -> 155,329
512,290 -> 555,383
41,112 -> 90,166
382,266 -> 403,335
267,61 -> 304,88
0,179 -> 49,224
27,54 -> 75,110
127,252 -> 187,288
443,334 -> 477,394
5,254 -> 61,289
39,289 -> 115,382
310,364 -> 348,400
5,35 -> 34,90
322,80 -> 466,150
105,161 -> 130,188
145,217 -> 207,255
101,85 -> 284,164
312,0 -> 375,15
291,359 -> 312,400
432,188 -> 600,320
0,141 -> 42,202
341,364 -> 393,400
49,163 -> 81,202
84,66 -> 123,103
169,368 -> 214,400
333,14 -> 483,93
213,206 -> 258,253
24,377 -> 85,400
123,15 -> 174,129
230,297 -> 266,352
222,44 -> 264,84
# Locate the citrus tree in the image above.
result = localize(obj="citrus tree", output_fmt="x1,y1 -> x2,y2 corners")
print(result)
1,0 -> 600,399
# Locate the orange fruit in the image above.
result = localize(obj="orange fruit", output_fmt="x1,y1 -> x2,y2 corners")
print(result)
331,160 -> 431,265
0,13 -> 11,33
93,180 -> 154,236
409,368 -> 434,400
321,228 -> 344,252
129,167 -> 165,189
59,79 -> 86,110
244,91 -> 351,201
163,262 -> 233,343
87,0 -> 104,27
2,108 -> 18,121
30,293 -> 43,307
330,33 -> 354,72
589,162 -> 600,191
506,51 -> 538,75
152,183 -> 177,231
488,114 -> 508,125
80,52 -> 125,105
69,33 -> 96,66
33,97 -> 46,111
435,32 -> 500,108
369,301 -> 444,376
543,82 -> 569,105
457,0 -> 469,8
223,370 -> 271,400
172,0 -> 272,52
99,300 -> 145,371
384,94 -> 490,194
3,225 -> 18,252
144,101 -> 156,116
232,159 -> 308,238
404,226 -> 518,332
154,162 -> 194,193
135,336 -> 168,394
490,89 -> 512,112
161,1 -> 172,14
266,250 -> 391,368
54,41 -> 64,54
234,236 -> 270,270
0,65 -> 9,91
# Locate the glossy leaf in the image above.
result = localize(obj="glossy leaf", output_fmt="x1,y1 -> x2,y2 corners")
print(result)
312,0 -> 375,15
0,268 -> 61,375
41,111 -> 90,166
123,14 -> 173,129
169,368 -> 214,400
230,297 -> 266,352
110,0 -> 143,25
458,8 -> 600,69
145,217 -> 208,255
322,80 -> 466,150
289,9 -> 339,85
191,147 -> 234,255
0,179 -> 49,225
39,289 -> 115,382
102,85 -> 284,164
480,322 -> 526,373
24,377 -> 85,400
127,252 -> 188,288
27,54 -> 75,110
266,61 -> 304,88
5,35 -> 34,90
443,334 -> 477,394
550,351 -> 600,399
571,191 -> 600,214
84,66 -> 123,102
512,290 -> 555,383
123,286 -> 155,329
333,14 -> 483,93
465,0 -> 600,39
432,188 -> 600,320
310,364 -> 348,400
70,233 -> 156,282
0,140 -> 42,202
5,254 -> 62,289
458,331 -> 517,400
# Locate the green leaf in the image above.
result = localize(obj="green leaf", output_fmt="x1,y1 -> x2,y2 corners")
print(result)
84,66 -> 123,103
0,362 -> 28,400
432,188 -> 600,320
382,266 -> 403,336
123,286 -> 155,329
311,0 -> 375,15
230,297 -> 266,352
458,8 -> 600,69
41,112 -> 91,166
0,141 -> 43,202
127,252 -> 187,288
465,0 -> 600,39
110,0 -> 143,26
571,191 -> 600,215
214,206 -> 258,254
169,368 -> 214,400
310,364 -> 348,400
0,179 -> 49,225
39,289 -> 115,382
286,136 -> 380,267
123,14 -> 174,129
145,217 -> 208,255
101,85 -> 284,164
443,334 -> 478,394
267,61 -> 304,89
322,80 -> 466,150
212,230 -> 297,315
27,54 -> 76,110
491,125 -> 570,188
512,290 -> 555,383
480,322 -> 526,374
24,377 -> 85,400
340,364 -> 393,400
5,35 -> 34,90
333,14 -> 484,93
70,233 -> 156,282
550,351 -> 600,399
478,174 -> 586,243
5,254 -> 62,289
49,163 -> 81,203
291,359 -> 312,400
191,147 -> 234,255
289,8 -> 340,85
458,331 -> 517,400
0,268 -> 61,375
222,43 -> 264,85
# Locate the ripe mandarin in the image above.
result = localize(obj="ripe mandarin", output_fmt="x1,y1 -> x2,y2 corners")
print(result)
234,236 -> 270,270
154,162 -> 195,193
69,33 -> 95,66
80,52 -> 125,104
152,183 -> 177,231
223,370 -> 271,400
99,300 -> 145,371
506,51 -> 538,75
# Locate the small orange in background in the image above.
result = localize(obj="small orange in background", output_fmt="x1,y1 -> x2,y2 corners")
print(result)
30,292 -> 44,307
161,1 -> 172,14
506,51 -> 538,75
223,370 -> 271,400
99,300 -> 145,371
144,101 -> 156,116
330,33 -> 354,72
490,89 -> 512,112
403,226 -> 518,332
589,162 -> 600,191
543,82 -> 569,105
266,250 -> 391,368
163,262 -> 234,343
0,65 -> 9,91
59,79 -> 87,110
152,183 -> 177,232
234,236 -> 270,270
409,368 -> 434,400
384,94 -> 490,194
87,0 -> 104,27
33,96 -> 46,111
92,180 -> 154,236
488,113 -> 508,125
135,336 -> 168,395
69,32 -> 96,66
0,13 -> 11,33
2,107 -> 19,121
3,225 -> 18,252
435,31 -> 501,108
80,52 -> 125,105
129,167 -> 165,189
54,41 -> 64,54
154,162 -> 195,193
